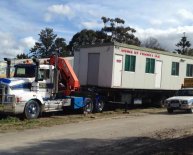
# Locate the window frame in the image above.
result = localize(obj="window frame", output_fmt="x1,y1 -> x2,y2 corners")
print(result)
124,55 -> 136,72
186,64 -> 193,77
38,69 -> 50,80
145,58 -> 155,74
171,62 -> 179,76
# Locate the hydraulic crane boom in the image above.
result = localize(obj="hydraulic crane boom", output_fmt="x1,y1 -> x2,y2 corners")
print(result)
49,55 -> 80,96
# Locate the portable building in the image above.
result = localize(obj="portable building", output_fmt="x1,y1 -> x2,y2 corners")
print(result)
74,42 -> 193,104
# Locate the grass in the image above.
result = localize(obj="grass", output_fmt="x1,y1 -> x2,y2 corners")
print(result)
0,116 -> 39,132
0,104 -> 3,111
0,107 -> 165,133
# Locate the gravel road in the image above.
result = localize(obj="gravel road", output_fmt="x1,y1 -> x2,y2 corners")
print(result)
1,111 -> 193,155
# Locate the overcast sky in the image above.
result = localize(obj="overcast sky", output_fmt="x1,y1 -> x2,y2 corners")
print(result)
0,0 -> 193,60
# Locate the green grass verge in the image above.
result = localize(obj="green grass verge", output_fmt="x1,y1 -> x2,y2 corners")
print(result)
0,108 -> 165,133
0,104 -> 3,111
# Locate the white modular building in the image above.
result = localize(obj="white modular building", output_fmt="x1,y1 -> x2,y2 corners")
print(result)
74,42 -> 193,92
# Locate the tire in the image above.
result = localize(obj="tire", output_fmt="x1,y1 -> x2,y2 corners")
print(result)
24,100 -> 40,119
94,99 -> 105,113
187,108 -> 193,113
83,98 -> 93,114
167,108 -> 173,114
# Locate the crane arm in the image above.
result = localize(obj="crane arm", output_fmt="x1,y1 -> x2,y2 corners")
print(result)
50,55 -> 80,96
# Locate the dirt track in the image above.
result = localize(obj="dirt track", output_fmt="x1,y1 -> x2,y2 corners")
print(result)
1,110 -> 193,155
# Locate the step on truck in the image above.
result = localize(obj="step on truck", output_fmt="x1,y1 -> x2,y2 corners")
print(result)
165,78 -> 193,113
0,54 -> 104,119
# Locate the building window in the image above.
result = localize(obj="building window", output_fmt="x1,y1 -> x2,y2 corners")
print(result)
171,62 -> 179,76
125,55 -> 136,72
186,64 -> 193,77
145,58 -> 155,73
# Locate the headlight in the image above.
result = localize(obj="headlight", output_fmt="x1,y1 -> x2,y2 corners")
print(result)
164,100 -> 170,107
182,100 -> 188,104
4,95 -> 15,103
165,100 -> 170,104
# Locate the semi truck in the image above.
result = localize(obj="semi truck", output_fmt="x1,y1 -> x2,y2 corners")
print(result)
165,78 -> 193,113
2,41 -> 193,119
0,54 -> 104,119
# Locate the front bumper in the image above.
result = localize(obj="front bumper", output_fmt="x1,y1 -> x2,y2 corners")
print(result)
166,103 -> 192,110
0,94 -> 26,114
0,102 -> 25,114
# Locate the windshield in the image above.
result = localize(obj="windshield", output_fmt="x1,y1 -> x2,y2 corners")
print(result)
176,89 -> 193,96
14,65 -> 35,78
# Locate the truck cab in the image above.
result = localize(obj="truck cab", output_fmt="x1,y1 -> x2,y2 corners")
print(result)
0,62 -> 56,117
0,56 -> 96,119
13,62 -> 54,99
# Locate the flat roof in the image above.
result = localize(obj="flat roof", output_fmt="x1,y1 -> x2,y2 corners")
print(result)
78,41 -> 193,60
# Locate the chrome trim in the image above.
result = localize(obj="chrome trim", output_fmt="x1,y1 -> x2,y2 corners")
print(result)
3,101 -> 26,114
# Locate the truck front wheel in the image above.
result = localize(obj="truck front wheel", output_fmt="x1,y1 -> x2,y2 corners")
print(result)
24,100 -> 40,119
187,108 -> 193,113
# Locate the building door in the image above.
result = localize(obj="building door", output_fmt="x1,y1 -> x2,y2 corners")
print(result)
87,53 -> 100,86
113,55 -> 123,87
155,60 -> 162,88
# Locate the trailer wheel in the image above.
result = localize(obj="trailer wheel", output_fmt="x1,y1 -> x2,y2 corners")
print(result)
83,98 -> 93,114
167,108 -> 173,114
94,99 -> 105,113
24,100 -> 40,119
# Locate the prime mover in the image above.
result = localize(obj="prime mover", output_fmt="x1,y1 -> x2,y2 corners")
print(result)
0,54 -> 104,119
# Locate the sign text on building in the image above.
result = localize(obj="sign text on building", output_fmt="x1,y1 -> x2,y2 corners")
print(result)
121,49 -> 160,59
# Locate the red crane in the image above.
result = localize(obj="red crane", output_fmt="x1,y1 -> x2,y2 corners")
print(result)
49,55 -> 80,96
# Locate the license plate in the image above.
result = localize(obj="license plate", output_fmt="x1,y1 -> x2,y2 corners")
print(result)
171,103 -> 179,107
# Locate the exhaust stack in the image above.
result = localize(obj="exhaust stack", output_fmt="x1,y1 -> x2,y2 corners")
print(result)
32,58 -> 40,82
4,58 -> 11,78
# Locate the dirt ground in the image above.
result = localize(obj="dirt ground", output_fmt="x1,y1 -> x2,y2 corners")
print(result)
1,108 -> 193,155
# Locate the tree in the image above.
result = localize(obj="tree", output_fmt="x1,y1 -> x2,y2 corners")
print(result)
68,29 -> 108,54
186,48 -> 193,56
54,37 -> 68,57
175,32 -> 191,55
101,17 -> 141,46
68,17 -> 141,54
16,53 -> 29,59
30,28 -> 68,58
142,37 -> 166,51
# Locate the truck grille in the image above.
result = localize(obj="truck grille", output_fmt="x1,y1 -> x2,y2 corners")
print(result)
170,100 -> 180,104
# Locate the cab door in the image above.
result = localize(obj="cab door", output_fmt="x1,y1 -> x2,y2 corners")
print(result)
38,67 -> 53,100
